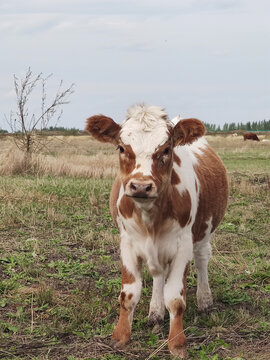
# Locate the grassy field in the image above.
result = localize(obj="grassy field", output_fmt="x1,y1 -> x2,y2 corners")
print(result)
0,134 -> 269,360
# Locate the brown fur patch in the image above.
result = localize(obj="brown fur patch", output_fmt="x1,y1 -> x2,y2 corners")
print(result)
112,266 -> 136,345
173,118 -> 205,146
195,180 -> 198,193
173,152 -> 181,167
170,188 -> 192,228
138,186 -> 192,235
171,169 -> 180,185
168,318 -> 186,352
192,146 -> 228,242
120,292 -> 134,311
152,142 -> 173,170
168,298 -> 186,352
119,195 -> 134,219
112,305 -> 131,345
86,115 -> 120,145
120,291 -> 126,306
151,143 -> 173,195
121,266 -> 135,286
119,144 -> 136,176
110,176 -> 121,226
169,298 -> 186,316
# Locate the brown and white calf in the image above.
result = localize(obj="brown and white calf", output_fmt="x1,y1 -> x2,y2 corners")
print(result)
86,104 -> 228,358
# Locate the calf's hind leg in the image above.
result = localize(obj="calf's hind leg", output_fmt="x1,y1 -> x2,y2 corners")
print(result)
148,273 -> 166,327
193,235 -> 213,312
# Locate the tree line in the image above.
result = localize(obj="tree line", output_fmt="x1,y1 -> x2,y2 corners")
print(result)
3,120 -> 270,135
204,119 -> 270,132
0,126 -> 80,134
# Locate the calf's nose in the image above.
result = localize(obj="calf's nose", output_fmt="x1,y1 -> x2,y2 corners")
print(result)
129,182 -> 153,197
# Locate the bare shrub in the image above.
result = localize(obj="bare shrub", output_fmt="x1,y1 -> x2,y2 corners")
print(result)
5,67 -> 74,172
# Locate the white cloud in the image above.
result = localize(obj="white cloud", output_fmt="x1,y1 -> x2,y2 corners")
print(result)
0,0 -> 270,130
0,14 -> 60,35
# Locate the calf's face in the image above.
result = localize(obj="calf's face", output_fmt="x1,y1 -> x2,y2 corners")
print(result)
86,106 -> 205,202
119,113 -> 174,200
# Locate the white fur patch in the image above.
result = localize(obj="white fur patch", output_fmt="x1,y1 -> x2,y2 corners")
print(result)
170,114 -> 183,125
120,104 -> 171,176
125,104 -> 168,131
149,273 -> 166,321
164,229 -> 193,312
193,218 -> 214,311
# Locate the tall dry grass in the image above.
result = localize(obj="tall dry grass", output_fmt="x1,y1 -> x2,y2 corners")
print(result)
0,148 -> 118,178
205,133 -> 270,153
0,133 -> 269,178
0,136 -> 119,178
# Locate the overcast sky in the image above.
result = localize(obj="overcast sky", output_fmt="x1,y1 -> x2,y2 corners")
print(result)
1,0 -> 270,130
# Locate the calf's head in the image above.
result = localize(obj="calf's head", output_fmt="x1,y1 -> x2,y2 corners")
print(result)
86,104 -> 205,201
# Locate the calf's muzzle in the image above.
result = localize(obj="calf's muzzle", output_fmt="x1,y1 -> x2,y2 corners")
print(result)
128,181 -> 155,198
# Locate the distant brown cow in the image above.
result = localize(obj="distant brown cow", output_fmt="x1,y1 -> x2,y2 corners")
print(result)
243,132 -> 259,141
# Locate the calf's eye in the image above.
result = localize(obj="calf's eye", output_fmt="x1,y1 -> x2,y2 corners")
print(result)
118,146 -> 125,153
163,147 -> 170,155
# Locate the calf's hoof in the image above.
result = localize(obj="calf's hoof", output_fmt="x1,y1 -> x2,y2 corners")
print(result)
168,344 -> 187,359
111,329 -> 130,349
147,312 -> 164,327
111,336 -> 129,349
197,294 -> 213,313
197,287 -> 213,312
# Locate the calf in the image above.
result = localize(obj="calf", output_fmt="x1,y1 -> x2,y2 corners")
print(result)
86,104 -> 228,358
243,132 -> 260,141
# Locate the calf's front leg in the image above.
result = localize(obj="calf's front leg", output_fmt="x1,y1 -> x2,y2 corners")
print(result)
164,238 -> 192,358
112,243 -> 142,347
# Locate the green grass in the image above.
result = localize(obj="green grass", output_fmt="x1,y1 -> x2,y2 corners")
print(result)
207,135 -> 270,173
0,160 -> 269,359
220,151 -> 270,173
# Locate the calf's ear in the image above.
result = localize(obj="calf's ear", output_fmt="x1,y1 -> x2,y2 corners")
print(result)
86,115 -> 121,145
172,118 -> 205,146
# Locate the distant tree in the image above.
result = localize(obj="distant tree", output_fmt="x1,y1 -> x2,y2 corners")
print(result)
239,122 -> 246,130
263,120 -> 270,131
195,118 -> 270,133
43,126 -> 80,135
6,67 -> 74,162
203,122 -> 217,132
0,128 -> 8,134
228,122 -> 236,131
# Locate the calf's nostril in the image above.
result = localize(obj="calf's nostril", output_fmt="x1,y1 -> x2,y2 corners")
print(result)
145,184 -> 152,192
130,183 -> 137,191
